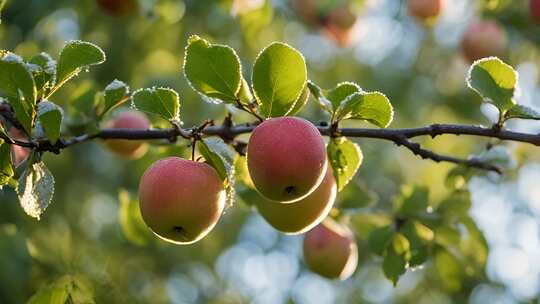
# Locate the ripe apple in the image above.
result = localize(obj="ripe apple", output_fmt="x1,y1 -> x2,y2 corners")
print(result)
255,166 -> 337,234
247,117 -> 327,203
531,0 -> 540,23
138,157 -> 226,245
104,110 -> 150,159
461,20 -> 507,63
96,0 -> 138,16
321,7 -> 357,47
303,218 -> 358,280
408,0 -> 444,23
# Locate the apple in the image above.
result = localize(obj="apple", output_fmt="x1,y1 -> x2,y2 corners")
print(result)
303,218 -> 358,280
461,20 -> 507,63
104,110 -> 150,159
255,166 -> 337,234
138,157 -> 226,245
247,117 -> 327,203
408,0 -> 444,23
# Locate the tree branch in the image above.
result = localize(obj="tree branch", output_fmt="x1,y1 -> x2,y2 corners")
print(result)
2,115 -> 539,172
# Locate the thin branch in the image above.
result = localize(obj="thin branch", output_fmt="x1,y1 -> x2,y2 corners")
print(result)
391,135 -> 502,173
3,117 -> 540,172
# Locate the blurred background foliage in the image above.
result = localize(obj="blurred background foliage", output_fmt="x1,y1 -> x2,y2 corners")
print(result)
1,0 -> 540,303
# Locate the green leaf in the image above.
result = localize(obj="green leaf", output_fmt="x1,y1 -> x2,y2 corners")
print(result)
0,0 -> 6,24
131,87 -> 180,122
237,77 -> 254,106
368,225 -> 394,256
27,275 -> 95,304
0,53 -> 37,133
392,233 -> 410,255
96,79 -> 129,118
383,247 -> 407,286
338,181 -> 378,210
198,137 -> 236,207
37,101 -> 63,144
326,82 -> 362,111
395,185 -> 429,217
327,137 -> 363,192
184,35 -> 242,103
437,191 -> 471,220
307,81 -> 332,113
118,189 -> 152,246
504,104 -> 540,121
401,221 -> 433,267
434,248 -> 463,292
252,42 -> 307,117
467,57 -> 517,111
29,52 -> 56,96
17,161 -> 55,220
0,139 -> 14,185
288,84 -> 310,115
434,226 -> 461,247
27,280 -> 69,304
335,91 -> 393,128
56,40 -> 105,89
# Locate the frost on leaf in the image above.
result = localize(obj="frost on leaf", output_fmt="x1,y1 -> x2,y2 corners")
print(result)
17,162 -> 55,220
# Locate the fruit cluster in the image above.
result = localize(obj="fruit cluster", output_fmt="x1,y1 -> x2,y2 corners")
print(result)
109,115 -> 357,280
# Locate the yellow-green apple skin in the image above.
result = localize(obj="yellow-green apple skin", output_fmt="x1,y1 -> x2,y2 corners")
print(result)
138,157 -> 226,245
105,110 -> 150,159
408,0 -> 444,22
247,117 -> 327,203
461,20 -> 507,63
303,218 -> 358,280
255,166 -> 337,234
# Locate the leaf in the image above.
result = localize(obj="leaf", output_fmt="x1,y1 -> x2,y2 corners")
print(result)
252,42 -> 307,117
198,137 -> 236,207
326,82 -> 362,111
0,0 -> 5,24
237,77 -> 254,106
382,247 -> 407,286
395,185 -> 429,217
29,52 -> 56,95
37,101 -> 63,144
0,139 -> 14,185
368,225 -> 394,256
27,275 -> 95,304
27,280 -> 69,304
392,233 -> 410,255
401,221 -> 433,267
307,81 -> 332,113
17,161 -> 55,220
434,248 -> 463,292
434,225 -> 461,247
96,79 -> 129,118
467,57 -> 517,112
288,84 -> 310,115
335,91 -> 393,128
338,181 -> 378,210
56,40 -> 105,88
327,137 -> 363,192
0,53 -> 37,133
184,35 -> 242,103
118,189 -> 152,246
131,87 -> 180,122
504,104 -> 540,121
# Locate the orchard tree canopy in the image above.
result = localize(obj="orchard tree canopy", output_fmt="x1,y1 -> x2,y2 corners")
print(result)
1,0 -> 540,303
